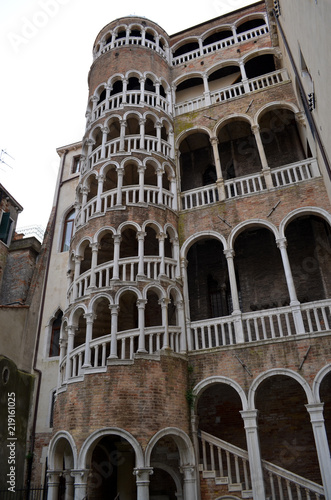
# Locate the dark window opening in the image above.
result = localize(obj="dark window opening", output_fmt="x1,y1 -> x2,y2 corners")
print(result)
203,30 -> 233,46
49,311 -> 63,357
61,210 -> 75,252
0,212 -> 13,245
173,41 -> 199,58
236,18 -> 266,33
245,54 -> 276,79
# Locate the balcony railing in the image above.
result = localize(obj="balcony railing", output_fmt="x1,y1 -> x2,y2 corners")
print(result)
172,23 -> 269,66
59,325 -> 182,385
67,256 -> 178,303
188,299 -> 331,351
180,158 -> 320,210
175,68 -> 289,116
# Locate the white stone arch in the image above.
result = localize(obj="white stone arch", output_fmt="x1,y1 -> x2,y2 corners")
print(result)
176,126 -> 213,151
100,160 -> 120,178
180,230 -> 228,260
120,155 -> 142,169
151,462 -> 183,498
248,368 -> 314,409
81,169 -> 98,191
241,46 -> 279,66
125,69 -> 143,81
228,218 -> 279,250
234,11 -> 267,29
48,430 -> 78,470
214,112 -> 254,137
93,225 -> 116,244
143,282 -> 166,301
74,235 -> 93,258
206,58 -> 242,79
143,70 -> 159,84
254,100 -> 300,127
313,365 -> 331,403
166,284 -> 183,302
88,123 -> 104,142
201,23 -> 233,44
87,292 -> 114,314
143,109 -> 160,124
164,222 -> 178,239
104,113 -> 122,129
143,156 -> 161,170
78,427 -> 144,469
107,72 -> 124,87
193,376 -> 248,411
171,36 -> 200,54
279,206 -> 331,239
145,427 -> 196,467
117,220 -> 142,236
114,285 -> 143,304
162,161 -> 176,179
67,304 -> 87,328
173,70 -> 204,89
142,219 -> 163,234
93,82 -> 107,100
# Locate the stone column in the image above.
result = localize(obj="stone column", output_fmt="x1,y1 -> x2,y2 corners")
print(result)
70,469 -> 89,500
82,313 -> 95,368
231,24 -> 238,43
116,166 -> 124,206
122,78 -> 128,103
251,125 -> 273,188
155,80 -> 161,107
239,60 -> 250,92
139,76 -> 145,102
181,257 -> 192,350
157,166 -> 164,205
108,305 -> 119,359
96,174 -> 104,213
181,465 -> 198,500
119,119 -> 127,151
160,298 -> 170,349
46,470 -> 61,500
73,256 -> 83,300
63,470 -> 74,500
101,127 -> 109,158
133,467 -> 153,500
139,118 -> 146,150
169,128 -> 175,159
276,238 -> 305,334
306,403 -> 331,498
158,232 -> 166,277
141,26 -> 146,46
112,235 -> 121,280
57,337 -> 67,388
138,165 -> 146,203
240,410 -> 266,500
202,72 -> 211,106
65,326 -> 75,382
170,175 -> 177,210
176,299 -> 187,352
210,137 -> 225,201
89,242 -> 99,288
137,231 -> 146,278
224,249 -> 244,343
156,121 -> 162,153
137,299 -> 147,353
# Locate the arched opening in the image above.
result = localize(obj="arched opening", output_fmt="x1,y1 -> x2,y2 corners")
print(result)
208,65 -> 242,93
145,290 -> 162,327
92,129 -> 102,152
126,116 -> 140,136
187,238 -> 231,321
80,242 -> 92,275
118,291 -> 138,332
120,228 -> 138,258
259,108 -> 306,168
127,76 -> 140,91
144,162 -> 157,187
97,88 -> 106,105
106,118 -> 121,142
103,165 -> 117,192
145,78 -> 156,93
244,54 -> 276,79
93,298 -> 111,341
98,233 -> 114,266
49,310 -> 63,357
179,132 -> 214,192
234,227 -> 288,312
51,437 -> 75,499
123,162 -> 139,186
73,311 -> 86,349
256,375 -> 320,483
145,226 -> 159,256
145,117 -> 157,138
110,79 -> 123,97
285,215 -> 331,304
176,77 -> 204,104
87,434 -> 137,499
203,29 -> 233,46
217,120 -> 261,179
173,41 -> 199,58
236,17 -> 266,34
86,174 -> 98,202
197,383 -> 246,447
149,435 -> 184,500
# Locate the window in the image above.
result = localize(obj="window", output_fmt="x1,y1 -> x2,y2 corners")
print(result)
0,211 -> 14,245
61,209 -> 75,252
49,390 -> 56,427
49,311 -> 63,357
71,155 -> 81,174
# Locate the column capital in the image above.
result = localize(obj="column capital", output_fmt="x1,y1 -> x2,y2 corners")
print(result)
83,312 -> 96,324
224,248 -> 235,259
251,124 -> 260,134
109,304 -> 120,314
136,298 -> 147,309
101,126 -> 109,134
305,403 -> 325,423
159,297 -> 171,307
137,231 -> 147,240
276,237 -> 287,249
133,466 -> 154,478
70,468 -> 90,482
113,234 -> 122,244
210,136 -> 219,145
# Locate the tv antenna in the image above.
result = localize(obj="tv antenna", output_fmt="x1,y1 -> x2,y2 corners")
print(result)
0,149 -> 14,170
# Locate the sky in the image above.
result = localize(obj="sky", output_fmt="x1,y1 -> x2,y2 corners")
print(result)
0,0 -> 256,230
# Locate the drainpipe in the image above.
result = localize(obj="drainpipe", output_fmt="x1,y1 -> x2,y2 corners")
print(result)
272,10 -> 331,181
26,149 -> 68,495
